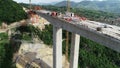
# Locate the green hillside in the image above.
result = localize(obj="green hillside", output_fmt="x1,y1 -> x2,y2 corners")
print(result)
0,0 -> 27,68
77,0 -> 120,13
0,0 -> 27,24
55,0 -> 120,13
54,1 -> 77,7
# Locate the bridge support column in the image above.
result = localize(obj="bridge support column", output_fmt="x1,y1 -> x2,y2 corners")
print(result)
70,33 -> 80,68
53,26 -> 62,68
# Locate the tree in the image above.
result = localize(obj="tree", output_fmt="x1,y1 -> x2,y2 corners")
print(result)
0,0 -> 27,24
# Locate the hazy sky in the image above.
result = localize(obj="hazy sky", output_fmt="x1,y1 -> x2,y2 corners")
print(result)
13,0 -> 82,3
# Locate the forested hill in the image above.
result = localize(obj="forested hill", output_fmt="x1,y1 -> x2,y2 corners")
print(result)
0,0 -> 27,24
54,1 -> 77,7
54,0 -> 120,13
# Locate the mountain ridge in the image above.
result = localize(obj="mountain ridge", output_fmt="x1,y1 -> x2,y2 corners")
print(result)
54,0 -> 120,13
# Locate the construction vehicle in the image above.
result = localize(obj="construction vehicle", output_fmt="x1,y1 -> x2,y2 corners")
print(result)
34,6 -> 42,10
51,12 -> 58,16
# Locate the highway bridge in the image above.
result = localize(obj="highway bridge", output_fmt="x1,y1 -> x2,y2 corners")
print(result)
0,10 -> 120,68
36,10 -> 120,68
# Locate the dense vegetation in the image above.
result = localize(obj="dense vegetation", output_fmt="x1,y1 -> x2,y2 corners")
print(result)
0,33 -> 8,67
16,25 -> 53,45
0,0 -> 27,67
16,25 -> 33,41
0,33 -> 17,68
55,0 -> 120,13
0,0 -> 27,24
19,3 -> 30,9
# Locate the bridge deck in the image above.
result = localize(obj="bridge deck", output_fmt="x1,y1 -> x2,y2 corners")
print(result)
37,11 -> 120,52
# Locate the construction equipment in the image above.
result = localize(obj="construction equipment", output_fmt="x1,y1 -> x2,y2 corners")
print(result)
65,0 -> 70,67
29,0 -> 31,10
67,0 -> 70,12
34,6 -> 42,10
51,12 -> 58,16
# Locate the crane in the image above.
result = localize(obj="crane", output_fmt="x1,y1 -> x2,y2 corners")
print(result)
65,0 -> 70,67
29,0 -> 31,10
67,0 -> 70,12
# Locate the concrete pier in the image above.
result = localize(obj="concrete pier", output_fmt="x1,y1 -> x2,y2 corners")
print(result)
70,33 -> 80,68
53,26 -> 62,68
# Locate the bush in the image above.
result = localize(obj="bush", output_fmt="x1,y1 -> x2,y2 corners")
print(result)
0,0 -> 27,24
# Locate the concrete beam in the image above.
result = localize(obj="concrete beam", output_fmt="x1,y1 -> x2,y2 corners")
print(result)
53,26 -> 62,68
70,33 -> 80,68
37,12 -> 120,53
